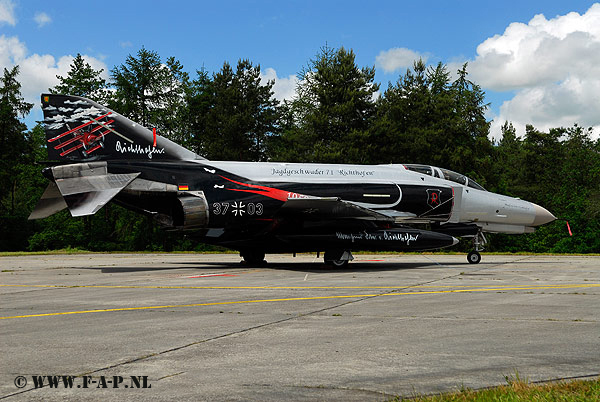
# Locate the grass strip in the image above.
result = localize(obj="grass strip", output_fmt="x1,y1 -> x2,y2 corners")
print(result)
396,376 -> 600,402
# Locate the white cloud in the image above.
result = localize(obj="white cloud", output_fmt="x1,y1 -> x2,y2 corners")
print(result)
489,77 -> 600,140
465,4 -> 600,139
120,41 -> 132,48
0,0 -> 16,26
375,47 -> 429,73
0,34 -> 26,65
0,35 -> 108,123
34,12 -> 51,28
260,67 -> 298,101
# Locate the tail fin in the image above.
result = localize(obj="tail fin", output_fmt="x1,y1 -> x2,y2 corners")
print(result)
41,93 -> 203,161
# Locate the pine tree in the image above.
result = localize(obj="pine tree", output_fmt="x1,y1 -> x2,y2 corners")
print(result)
186,68 -> 214,155
50,54 -> 108,102
110,48 -> 190,142
189,60 -> 279,161
0,66 -> 36,250
0,66 -> 33,215
276,45 -> 379,163
371,61 -> 492,179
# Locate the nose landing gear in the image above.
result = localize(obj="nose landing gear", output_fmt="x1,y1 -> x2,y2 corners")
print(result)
467,230 -> 487,264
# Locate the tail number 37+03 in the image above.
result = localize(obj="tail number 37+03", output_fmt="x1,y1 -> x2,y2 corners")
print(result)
212,202 -> 263,216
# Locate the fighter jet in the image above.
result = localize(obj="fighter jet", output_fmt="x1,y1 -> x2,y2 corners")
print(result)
29,94 -> 556,266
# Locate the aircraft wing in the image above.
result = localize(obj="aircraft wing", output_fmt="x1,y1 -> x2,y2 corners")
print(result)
276,197 -> 395,222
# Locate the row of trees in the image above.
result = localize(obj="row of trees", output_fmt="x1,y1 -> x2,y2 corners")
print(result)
1,45 -> 598,253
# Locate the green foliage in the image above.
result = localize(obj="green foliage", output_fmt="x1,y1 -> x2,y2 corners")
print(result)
273,45 -> 379,163
489,124 -> 600,253
0,66 -> 34,214
188,60 -> 279,161
49,53 -> 108,103
110,48 -> 190,144
371,61 -> 492,183
0,67 -> 37,250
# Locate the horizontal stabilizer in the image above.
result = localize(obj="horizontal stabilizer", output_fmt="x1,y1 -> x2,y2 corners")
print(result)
59,172 -> 139,216
28,182 -> 68,220
29,162 -> 139,219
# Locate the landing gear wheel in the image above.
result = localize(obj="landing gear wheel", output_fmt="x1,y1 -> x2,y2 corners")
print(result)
325,258 -> 349,268
323,250 -> 353,268
467,251 -> 481,264
240,250 -> 266,265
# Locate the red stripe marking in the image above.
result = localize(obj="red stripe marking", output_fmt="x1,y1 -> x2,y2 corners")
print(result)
95,128 -> 112,140
54,134 -> 83,149
85,144 -> 103,155
89,119 -> 114,133
60,143 -> 84,156
220,175 -> 307,202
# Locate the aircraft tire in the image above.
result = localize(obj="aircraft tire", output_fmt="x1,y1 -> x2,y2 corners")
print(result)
324,250 -> 350,268
467,251 -> 481,264
325,259 -> 349,268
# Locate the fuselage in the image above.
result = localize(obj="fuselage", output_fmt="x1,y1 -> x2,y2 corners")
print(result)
108,159 -> 555,253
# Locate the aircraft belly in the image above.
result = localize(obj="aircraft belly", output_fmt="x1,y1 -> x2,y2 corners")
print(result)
203,226 -> 457,253
276,229 -> 457,252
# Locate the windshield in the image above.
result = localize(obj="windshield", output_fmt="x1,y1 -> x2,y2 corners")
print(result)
404,164 -> 486,191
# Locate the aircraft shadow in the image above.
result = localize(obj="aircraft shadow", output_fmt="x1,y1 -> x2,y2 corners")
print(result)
75,266 -> 200,273
79,260 -> 463,274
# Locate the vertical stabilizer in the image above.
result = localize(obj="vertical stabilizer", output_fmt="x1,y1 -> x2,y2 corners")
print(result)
41,94 -> 203,161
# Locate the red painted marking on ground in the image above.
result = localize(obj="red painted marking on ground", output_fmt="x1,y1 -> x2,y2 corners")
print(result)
359,259 -> 385,262
187,274 -> 238,278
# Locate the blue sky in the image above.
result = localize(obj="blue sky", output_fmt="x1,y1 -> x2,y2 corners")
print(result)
2,0 -> 599,138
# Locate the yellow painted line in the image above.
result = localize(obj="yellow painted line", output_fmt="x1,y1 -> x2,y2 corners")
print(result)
2,283 -> 598,290
1,284 -> 599,320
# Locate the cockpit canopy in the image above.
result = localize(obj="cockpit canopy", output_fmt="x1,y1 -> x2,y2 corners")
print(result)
403,164 -> 486,191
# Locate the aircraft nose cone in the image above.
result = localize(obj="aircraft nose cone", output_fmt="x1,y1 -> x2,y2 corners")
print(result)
532,204 -> 556,226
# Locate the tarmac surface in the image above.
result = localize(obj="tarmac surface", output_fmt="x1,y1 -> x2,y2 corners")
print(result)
1,253 -> 599,401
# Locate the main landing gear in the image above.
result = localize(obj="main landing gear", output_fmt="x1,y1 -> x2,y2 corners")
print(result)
240,250 -> 266,265
467,230 -> 487,264
323,250 -> 354,268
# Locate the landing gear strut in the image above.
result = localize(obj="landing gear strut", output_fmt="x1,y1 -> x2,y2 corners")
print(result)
324,250 -> 354,268
240,250 -> 266,265
467,230 -> 487,264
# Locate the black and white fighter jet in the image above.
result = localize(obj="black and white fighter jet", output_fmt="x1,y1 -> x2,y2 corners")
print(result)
29,94 -> 556,266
